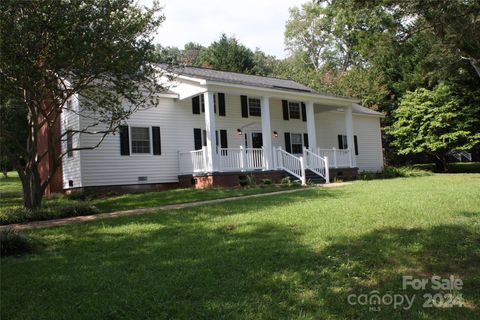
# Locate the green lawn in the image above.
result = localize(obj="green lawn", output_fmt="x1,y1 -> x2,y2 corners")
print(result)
0,171 -> 21,192
0,171 -> 299,224
2,174 -> 479,319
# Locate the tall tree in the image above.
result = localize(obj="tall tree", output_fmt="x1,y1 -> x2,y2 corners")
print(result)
200,34 -> 255,73
0,0 -> 165,209
387,83 -> 480,171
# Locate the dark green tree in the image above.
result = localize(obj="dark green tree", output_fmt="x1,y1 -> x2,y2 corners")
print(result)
388,83 -> 480,171
200,34 -> 255,73
0,0 -> 165,209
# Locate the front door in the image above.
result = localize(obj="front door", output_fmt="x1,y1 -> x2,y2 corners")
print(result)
247,131 -> 263,149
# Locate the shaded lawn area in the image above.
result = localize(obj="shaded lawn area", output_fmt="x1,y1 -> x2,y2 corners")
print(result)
412,162 -> 480,173
2,174 -> 480,319
0,171 -> 299,224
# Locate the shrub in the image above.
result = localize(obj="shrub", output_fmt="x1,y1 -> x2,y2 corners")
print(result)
239,174 -> 256,187
359,166 -> 432,180
238,175 -> 249,187
281,176 -> 291,185
0,229 -> 34,256
0,202 -> 99,225
261,178 -> 272,185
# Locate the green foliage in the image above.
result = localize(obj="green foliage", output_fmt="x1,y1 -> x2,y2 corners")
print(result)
157,42 -> 205,66
0,229 -> 34,256
388,84 -> 480,162
0,200 -> 99,225
359,166 -> 432,180
412,162 -> 480,174
0,0 -> 165,209
199,34 -> 255,73
281,176 -> 292,185
261,179 -> 272,185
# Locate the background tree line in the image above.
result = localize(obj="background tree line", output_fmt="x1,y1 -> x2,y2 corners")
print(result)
162,1 -> 480,170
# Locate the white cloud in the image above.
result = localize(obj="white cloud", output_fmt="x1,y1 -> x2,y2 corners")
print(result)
139,0 -> 306,58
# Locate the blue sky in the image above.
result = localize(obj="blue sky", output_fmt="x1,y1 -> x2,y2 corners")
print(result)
140,0 -> 306,58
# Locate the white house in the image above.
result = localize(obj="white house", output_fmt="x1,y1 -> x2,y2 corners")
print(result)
59,66 -> 384,192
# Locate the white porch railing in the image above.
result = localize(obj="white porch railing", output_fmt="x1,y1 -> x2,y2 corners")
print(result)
178,147 -> 207,174
219,147 -> 264,171
274,147 -> 306,184
304,148 -> 329,183
317,148 -> 353,168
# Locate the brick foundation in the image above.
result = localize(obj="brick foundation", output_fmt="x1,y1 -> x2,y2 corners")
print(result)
178,171 -> 284,189
329,167 -> 358,181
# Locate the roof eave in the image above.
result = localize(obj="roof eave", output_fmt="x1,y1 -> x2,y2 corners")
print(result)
205,80 -> 360,104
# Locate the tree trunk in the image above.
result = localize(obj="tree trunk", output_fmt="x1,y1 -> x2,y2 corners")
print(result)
18,165 -> 43,210
434,152 -> 448,173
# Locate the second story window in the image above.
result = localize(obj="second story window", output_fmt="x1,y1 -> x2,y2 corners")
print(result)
288,102 -> 301,119
248,98 -> 261,117
66,129 -> 73,158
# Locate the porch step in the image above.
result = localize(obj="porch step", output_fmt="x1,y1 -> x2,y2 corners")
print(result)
281,170 -> 326,184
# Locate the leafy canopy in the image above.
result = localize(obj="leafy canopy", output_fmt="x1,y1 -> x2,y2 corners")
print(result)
0,0 -> 165,208
388,83 -> 480,157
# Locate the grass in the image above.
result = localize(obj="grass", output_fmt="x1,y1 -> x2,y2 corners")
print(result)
0,171 -> 22,192
0,171 -> 299,224
1,174 -> 479,319
412,162 -> 480,173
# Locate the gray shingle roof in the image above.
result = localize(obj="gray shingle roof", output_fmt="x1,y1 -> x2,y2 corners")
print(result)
167,65 -> 315,93
352,103 -> 384,116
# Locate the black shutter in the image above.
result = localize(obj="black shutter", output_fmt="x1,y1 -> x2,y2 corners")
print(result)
152,126 -> 161,155
215,130 -> 219,147
301,102 -> 307,122
241,95 -> 248,118
284,132 -> 291,153
338,135 -> 344,149
218,93 -> 226,116
303,133 -> 309,149
192,96 -> 200,114
119,125 -> 130,155
354,135 -> 359,155
193,128 -> 202,150
282,100 -> 289,120
220,129 -> 228,148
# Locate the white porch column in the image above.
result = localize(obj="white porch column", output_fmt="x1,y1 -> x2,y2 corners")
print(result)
204,91 -> 218,172
305,101 -> 317,152
344,104 -> 356,167
261,96 -> 273,170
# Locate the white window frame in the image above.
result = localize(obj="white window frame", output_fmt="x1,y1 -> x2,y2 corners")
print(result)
290,133 -> 303,154
248,97 -> 262,117
130,126 -> 152,155
288,101 -> 301,119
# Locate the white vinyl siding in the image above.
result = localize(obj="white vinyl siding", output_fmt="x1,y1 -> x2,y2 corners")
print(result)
315,111 -> 383,172
61,95 -> 82,189
70,92 -> 383,188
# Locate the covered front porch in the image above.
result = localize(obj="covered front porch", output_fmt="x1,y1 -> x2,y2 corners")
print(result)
177,90 -> 359,186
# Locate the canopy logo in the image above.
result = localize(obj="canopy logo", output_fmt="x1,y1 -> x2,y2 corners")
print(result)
347,275 -> 465,312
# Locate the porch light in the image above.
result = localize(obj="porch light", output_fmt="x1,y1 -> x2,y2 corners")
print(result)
236,128 -> 242,135
273,131 -> 278,137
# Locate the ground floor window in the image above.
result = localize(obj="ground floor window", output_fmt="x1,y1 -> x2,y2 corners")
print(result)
131,127 -> 151,154
338,134 -> 359,155
290,133 -> 303,154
